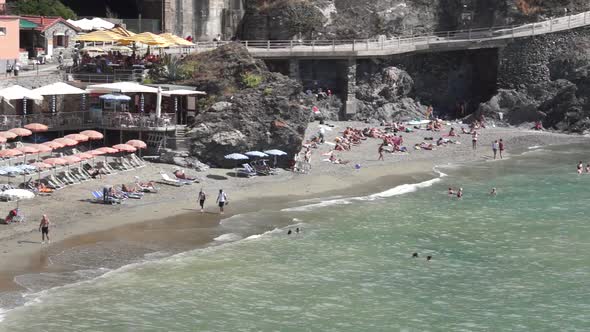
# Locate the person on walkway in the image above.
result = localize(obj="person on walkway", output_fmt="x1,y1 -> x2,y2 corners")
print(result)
39,215 -> 51,244
492,140 -> 499,159
216,189 -> 228,215
471,131 -> 478,150
198,189 -> 206,213
13,62 -> 20,76
499,139 -> 505,159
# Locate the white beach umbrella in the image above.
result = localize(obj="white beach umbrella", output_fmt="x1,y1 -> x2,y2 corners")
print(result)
264,149 -> 287,168
245,151 -> 268,158
1,189 -> 35,208
224,153 -> 249,177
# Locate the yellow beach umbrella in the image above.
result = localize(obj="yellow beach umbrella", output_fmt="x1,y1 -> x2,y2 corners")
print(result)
159,33 -> 195,46
119,32 -> 172,47
75,30 -> 124,43
109,26 -> 136,37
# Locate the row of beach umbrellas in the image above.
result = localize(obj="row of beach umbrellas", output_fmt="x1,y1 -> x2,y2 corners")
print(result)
225,150 -> 288,175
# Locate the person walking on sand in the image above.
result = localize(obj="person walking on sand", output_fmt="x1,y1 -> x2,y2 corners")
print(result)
216,189 -> 228,215
492,140 -> 499,159
471,131 -> 478,150
499,139 -> 505,159
378,143 -> 385,161
39,215 -> 51,244
198,189 -> 206,212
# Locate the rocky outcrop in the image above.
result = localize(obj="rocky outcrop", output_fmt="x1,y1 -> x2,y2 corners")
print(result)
239,0 -> 590,41
180,43 -> 309,167
353,66 -> 424,123
159,149 -> 210,171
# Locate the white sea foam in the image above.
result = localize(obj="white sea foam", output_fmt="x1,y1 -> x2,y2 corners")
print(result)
214,233 -> 243,242
283,168 -> 445,212
528,145 -> 543,150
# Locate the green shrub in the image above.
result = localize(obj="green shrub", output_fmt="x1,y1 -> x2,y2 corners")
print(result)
263,87 -> 273,96
241,73 -> 262,89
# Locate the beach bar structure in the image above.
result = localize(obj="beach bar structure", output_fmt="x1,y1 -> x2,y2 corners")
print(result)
0,82 -> 205,149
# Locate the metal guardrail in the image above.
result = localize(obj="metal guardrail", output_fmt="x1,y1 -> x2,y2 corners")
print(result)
191,11 -> 590,57
0,112 -> 176,132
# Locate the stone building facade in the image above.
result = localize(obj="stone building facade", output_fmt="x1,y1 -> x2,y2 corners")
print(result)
161,0 -> 244,41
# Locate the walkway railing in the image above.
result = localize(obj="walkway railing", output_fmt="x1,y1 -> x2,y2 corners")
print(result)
191,11 -> 590,58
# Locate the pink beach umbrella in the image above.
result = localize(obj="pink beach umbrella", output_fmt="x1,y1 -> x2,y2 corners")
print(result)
44,157 -> 68,166
0,136 -> 7,144
0,149 -> 23,158
24,123 -> 48,132
63,156 -> 82,164
74,152 -> 94,160
8,128 -> 32,137
80,130 -> 103,140
112,144 -> 137,153
89,149 -> 106,156
126,140 -> 147,149
30,144 -> 53,154
0,131 -> 17,140
64,134 -> 89,142
96,147 -> 119,154
54,138 -> 78,147
42,141 -> 65,149
17,146 -> 40,163
31,161 -> 52,180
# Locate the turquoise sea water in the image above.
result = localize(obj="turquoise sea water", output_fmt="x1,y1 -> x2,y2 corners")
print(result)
1,144 -> 590,331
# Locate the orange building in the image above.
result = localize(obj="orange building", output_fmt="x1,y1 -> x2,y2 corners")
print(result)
0,14 -> 20,73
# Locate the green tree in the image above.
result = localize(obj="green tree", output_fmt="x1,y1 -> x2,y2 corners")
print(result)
12,0 -> 77,19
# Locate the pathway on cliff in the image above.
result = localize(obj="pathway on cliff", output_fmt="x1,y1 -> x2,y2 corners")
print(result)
188,11 -> 590,59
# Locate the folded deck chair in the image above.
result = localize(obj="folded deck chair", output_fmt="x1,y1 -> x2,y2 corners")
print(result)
130,154 -> 146,168
158,172 -> 183,187
238,164 -> 257,178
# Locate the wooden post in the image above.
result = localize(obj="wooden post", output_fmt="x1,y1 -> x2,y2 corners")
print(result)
245,40 -> 249,48
352,40 -> 355,51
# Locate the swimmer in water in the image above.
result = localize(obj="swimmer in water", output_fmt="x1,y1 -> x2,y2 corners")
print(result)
287,229 -> 292,235
448,187 -> 455,195
457,188 -> 463,199
426,256 -> 432,261
490,188 -> 497,196
412,252 -> 419,258
586,164 -> 590,173
296,227 -> 300,233
577,161 -> 583,174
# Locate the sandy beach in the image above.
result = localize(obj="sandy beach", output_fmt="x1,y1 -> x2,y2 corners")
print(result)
0,121 -> 586,295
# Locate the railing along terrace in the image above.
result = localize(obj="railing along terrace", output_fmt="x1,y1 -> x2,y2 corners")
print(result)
101,112 -> 175,130
190,10 -> 590,57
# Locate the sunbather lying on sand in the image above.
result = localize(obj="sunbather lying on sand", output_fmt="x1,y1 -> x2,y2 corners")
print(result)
174,169 -> 197,181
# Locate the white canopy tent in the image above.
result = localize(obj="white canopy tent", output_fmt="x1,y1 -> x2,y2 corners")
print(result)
0,85 -> 44,101
67,18 -> 115,31
86,82 -> 158,94
32,82 -> 87,96
161,89 -> 207,97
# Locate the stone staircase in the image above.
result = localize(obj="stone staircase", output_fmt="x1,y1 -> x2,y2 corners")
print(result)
171,125 -> 189,151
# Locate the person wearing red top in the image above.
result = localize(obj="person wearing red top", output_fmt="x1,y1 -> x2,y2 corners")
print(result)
499,139 -> 505,159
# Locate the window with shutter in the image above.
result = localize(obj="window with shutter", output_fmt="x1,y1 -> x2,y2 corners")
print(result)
53,35 -> 58,47
64,35 -> 69,47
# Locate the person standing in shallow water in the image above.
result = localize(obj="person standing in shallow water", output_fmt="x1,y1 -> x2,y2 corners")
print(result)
198,189 -> 206,213
499,139 -> 505,159
492,140 -> 499,159
216,189 -> 228,215
471,131 -> 478,150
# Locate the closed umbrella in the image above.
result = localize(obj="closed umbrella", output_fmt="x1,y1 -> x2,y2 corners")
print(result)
224,153 -> 249,176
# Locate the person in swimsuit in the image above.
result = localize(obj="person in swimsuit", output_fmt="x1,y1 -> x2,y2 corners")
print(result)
457,188 -> 463,199
577,161 -> 584,174
216,189 -> 228,215
198,189 -> 206,212
39,215 -> 50,244
378,143 -> 385,161
492,140 -> 498,159
412,252 -> 419,258
426,255 -> 432,261
471,131 -> 478,150
490,188 -> 497,196
499,139 -> 505,159
586,164 -> 590,173
448,187 -> 455,195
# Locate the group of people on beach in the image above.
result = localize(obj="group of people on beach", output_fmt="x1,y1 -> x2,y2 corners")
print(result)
197,189 -> 229,214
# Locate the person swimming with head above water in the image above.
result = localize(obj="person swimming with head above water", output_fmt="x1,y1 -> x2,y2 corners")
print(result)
457,188 -> 463,198
577,161 -> 584,174
448,187 -> 455,195
412,252 -> 419,258
490,188 -> 497,196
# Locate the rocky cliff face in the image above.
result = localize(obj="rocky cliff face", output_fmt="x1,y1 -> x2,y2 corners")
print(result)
179,43 -> 309,166
239,0 -> 590,41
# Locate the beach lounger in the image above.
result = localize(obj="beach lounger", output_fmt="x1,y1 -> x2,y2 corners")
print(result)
130,154 -> 146,168
158,172 -> 184,187
91,190 -> 122,205
238,164 -> 257,178
46,176 -> 65,189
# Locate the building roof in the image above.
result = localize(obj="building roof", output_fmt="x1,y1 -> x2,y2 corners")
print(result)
19,18 -> 39,29
19,15 -> 80,32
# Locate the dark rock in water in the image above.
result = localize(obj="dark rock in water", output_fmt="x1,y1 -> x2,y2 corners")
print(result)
180,44 -> 309,167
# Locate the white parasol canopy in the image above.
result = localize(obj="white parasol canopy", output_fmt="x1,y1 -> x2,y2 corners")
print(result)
0,85 -> 44,101
264,149 -> 287,156
161,89 -> 207,97
87,82 -> 158,94
1,189 -> 35,200
224,153 -> 249,160
245,151 -> 268,158
33,82 -> 88,95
